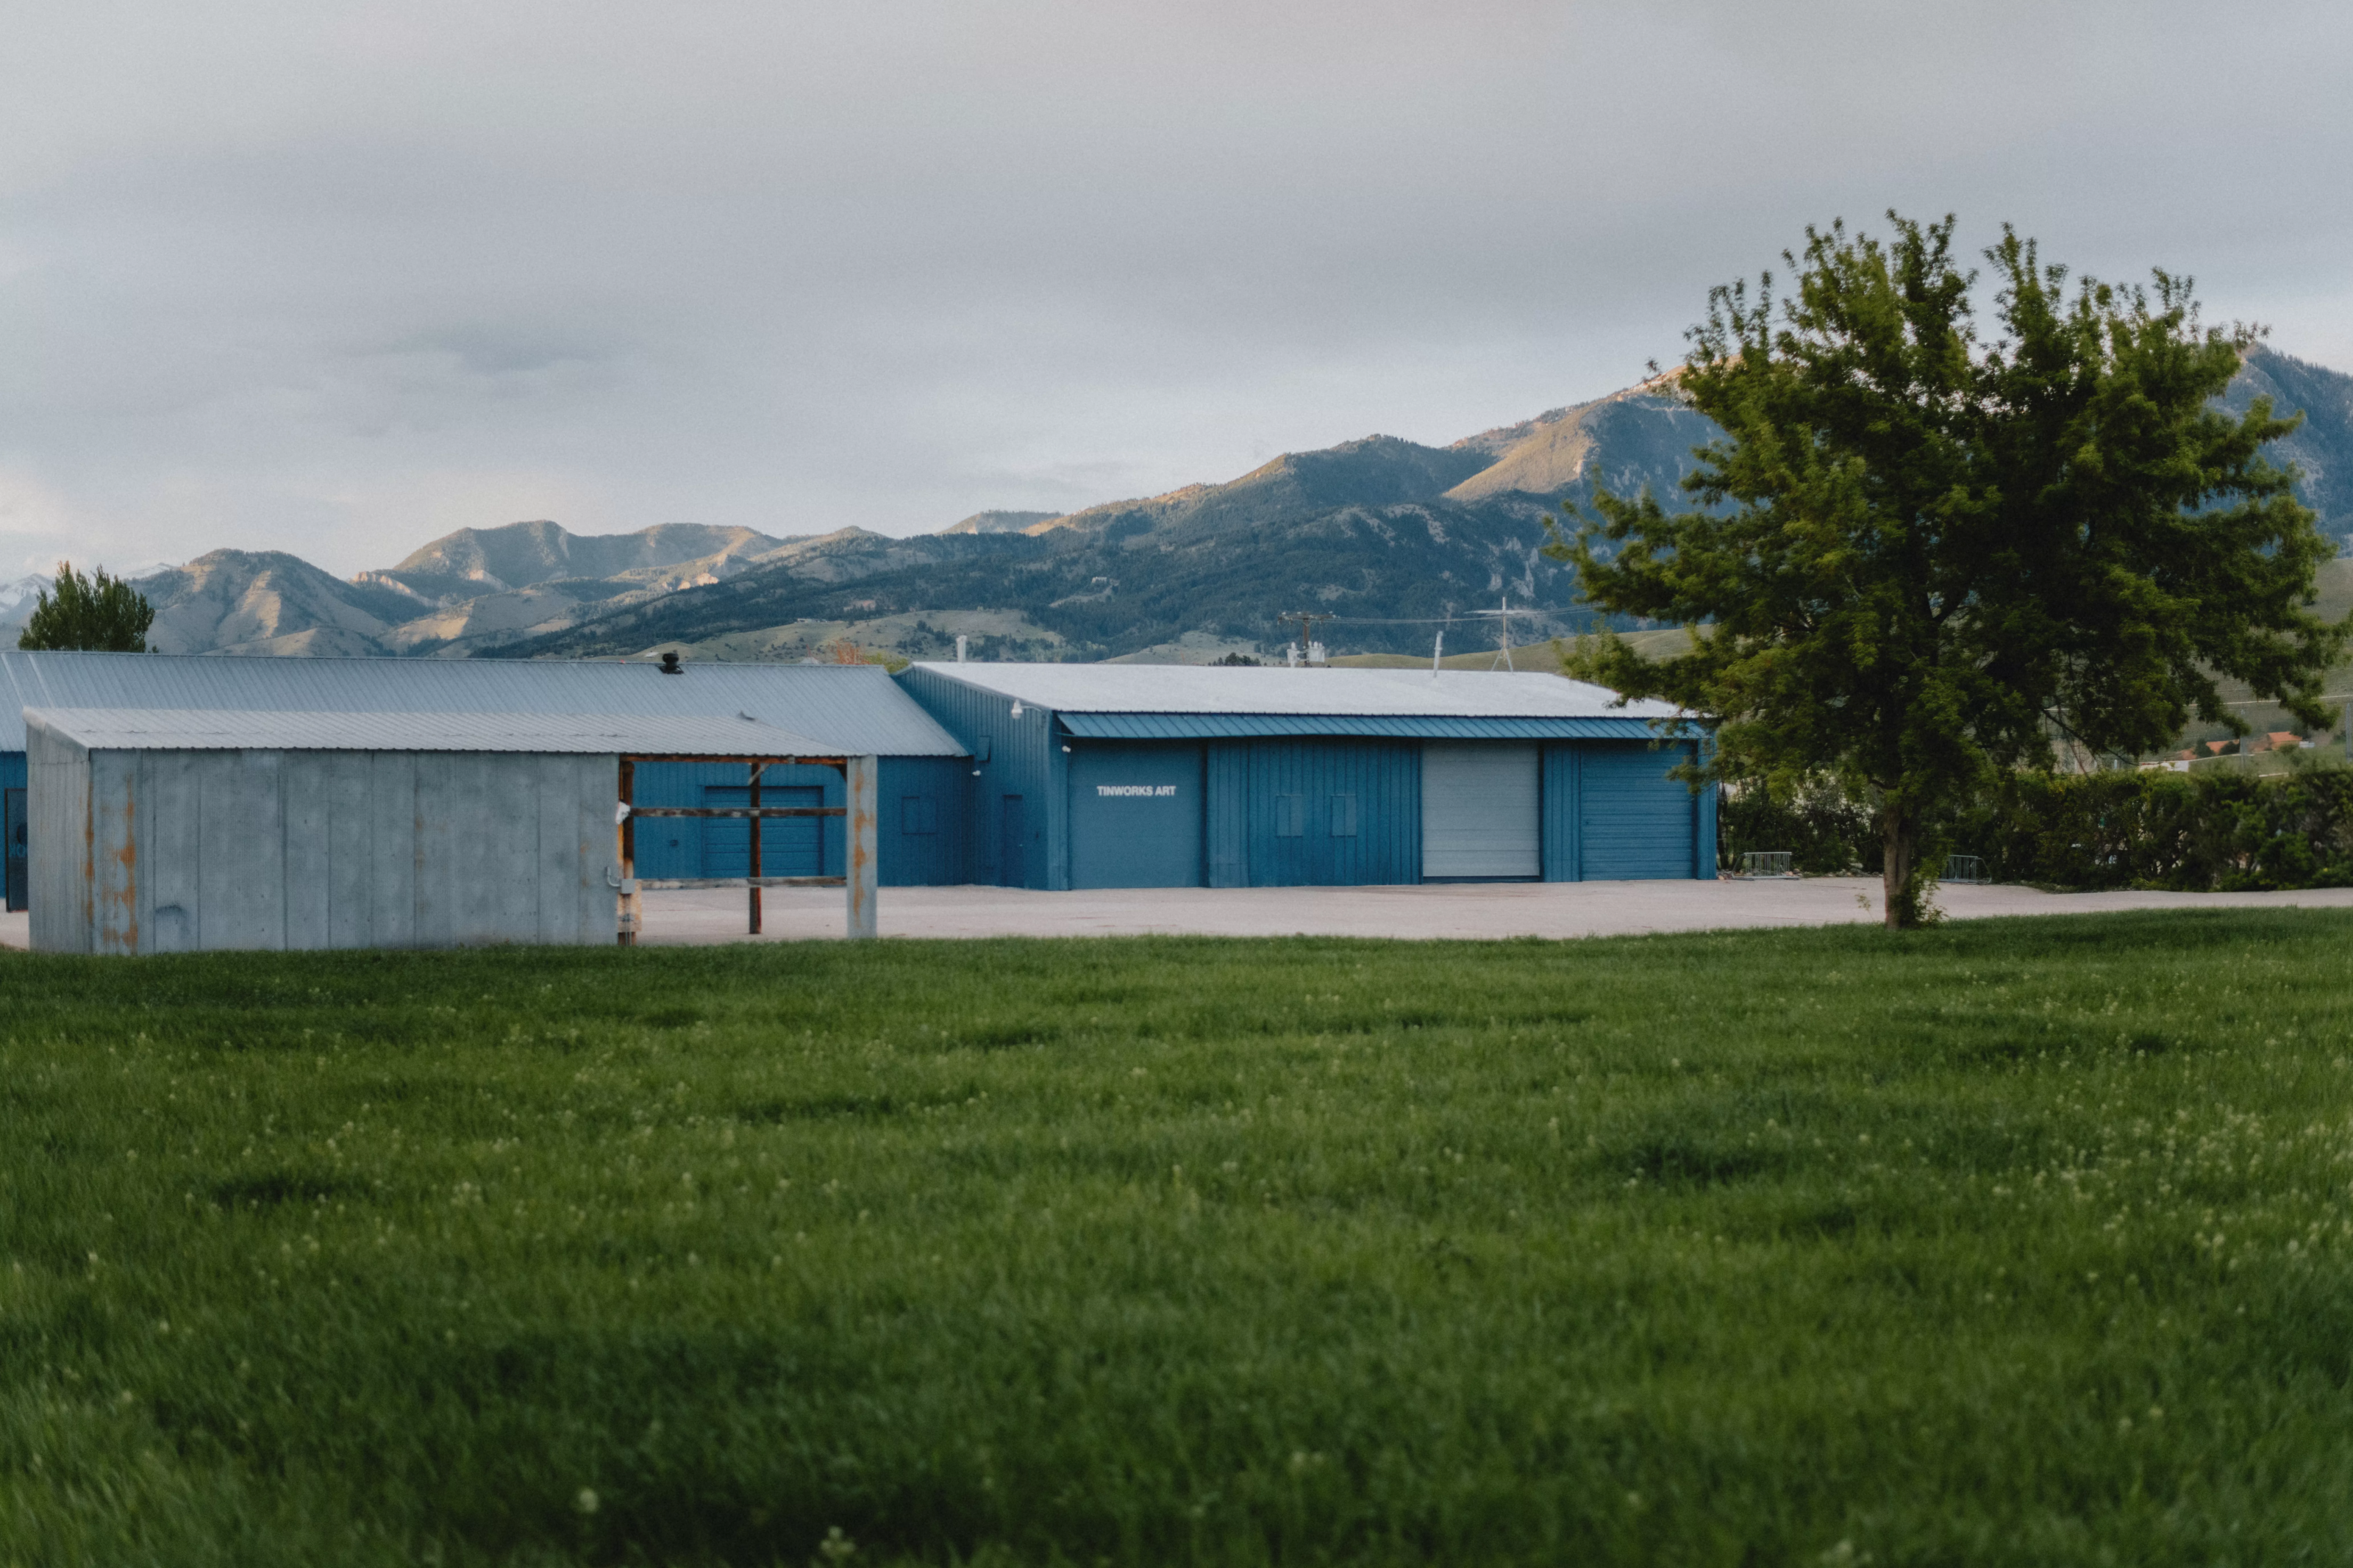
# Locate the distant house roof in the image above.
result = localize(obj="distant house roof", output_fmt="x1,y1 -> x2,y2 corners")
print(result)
907,662 -> 1686,721
0,651 -> 965,756
24,708 -> 838,757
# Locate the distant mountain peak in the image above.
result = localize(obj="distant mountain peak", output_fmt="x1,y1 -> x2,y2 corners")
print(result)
84,351 -> 2353,664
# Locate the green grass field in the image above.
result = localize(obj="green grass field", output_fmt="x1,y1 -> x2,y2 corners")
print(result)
6,914 -> 2353,1565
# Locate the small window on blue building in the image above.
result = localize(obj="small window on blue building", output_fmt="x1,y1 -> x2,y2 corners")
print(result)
1329,793 -> 1357,837
1274,794 -> 1304,837
901,795 -> 938,835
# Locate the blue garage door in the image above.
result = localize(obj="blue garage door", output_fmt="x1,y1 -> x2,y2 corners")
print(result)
1578,744 -> 1695,879
1070,742 -> 1204,887
702,784 -> 822,878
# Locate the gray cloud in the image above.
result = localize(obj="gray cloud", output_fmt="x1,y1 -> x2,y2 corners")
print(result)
4,0 -> 2351,576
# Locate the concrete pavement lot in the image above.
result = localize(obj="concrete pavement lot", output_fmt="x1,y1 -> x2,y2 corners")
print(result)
630,878 -> 2353,944
11,880 -> 2353,953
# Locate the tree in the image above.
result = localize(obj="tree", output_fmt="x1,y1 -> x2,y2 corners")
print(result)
17,562 -> 157,653
1552,213 -> 2346,928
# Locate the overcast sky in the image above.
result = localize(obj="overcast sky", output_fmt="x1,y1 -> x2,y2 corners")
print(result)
4,0 -> 2351,579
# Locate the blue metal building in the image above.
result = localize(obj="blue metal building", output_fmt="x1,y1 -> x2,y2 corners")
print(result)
896,662 -> 1714,889
1,651 -> 968,912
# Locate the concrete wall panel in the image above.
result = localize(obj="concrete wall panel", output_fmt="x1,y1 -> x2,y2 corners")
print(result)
481,756 -> 539,942
323,753 -> 375,948
199,751 -> 286,951
89,750 -> 142,955
535,753 -> 609,944
26,729 -> 88,952
282,752 -> 333,951
368,753 -> 418,948
146,751 -> 204,951
30,744 -> 635,952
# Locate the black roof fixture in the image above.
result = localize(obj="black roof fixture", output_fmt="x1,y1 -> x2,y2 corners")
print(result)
657,651 -> 683,675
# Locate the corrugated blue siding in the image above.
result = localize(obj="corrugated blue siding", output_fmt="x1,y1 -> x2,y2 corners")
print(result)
702,784 -> 824,877
1206,740 -> 1249,888
1241,738 -> 1420,887
1062,712 -> 1671,740
883,755 -> 974,886
632,754 -> 968,886
1540,743 -> 1579,881
1579,742 -> 1699,879
2,749 -> 24,913
896,667 -> 1062,887
632,762 -> 845,880
1068,742 -> 1204,887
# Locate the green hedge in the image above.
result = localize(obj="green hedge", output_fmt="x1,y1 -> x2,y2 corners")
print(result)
1718,776 -> 1876,876
1720,764 -> 2353,892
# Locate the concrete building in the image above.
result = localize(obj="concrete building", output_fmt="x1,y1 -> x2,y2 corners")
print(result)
0,651 -> 968,914
25,706 -> 873,953
896,663 -> 1713,889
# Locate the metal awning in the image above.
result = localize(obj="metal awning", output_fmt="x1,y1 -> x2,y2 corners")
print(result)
1055,712 -> 1688,740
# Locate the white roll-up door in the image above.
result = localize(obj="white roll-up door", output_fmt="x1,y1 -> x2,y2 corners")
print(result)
1421,742 -> 1539,878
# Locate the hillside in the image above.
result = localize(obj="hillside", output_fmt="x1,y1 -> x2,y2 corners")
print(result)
138,551 -> 424,656
2229,347 -> 2353,542
76,346 -> 2353,665
940,510 -> 1060,535
126,523 -> 834,658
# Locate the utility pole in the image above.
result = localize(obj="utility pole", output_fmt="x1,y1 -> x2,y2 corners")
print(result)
1489,596 -> 1515,670
1278,611 -> 1334,666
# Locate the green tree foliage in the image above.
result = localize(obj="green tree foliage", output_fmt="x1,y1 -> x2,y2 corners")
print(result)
1554,213 -> 2347,927
17,562 -> 156,653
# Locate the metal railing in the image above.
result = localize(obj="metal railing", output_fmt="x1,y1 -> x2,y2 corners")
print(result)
1943,853 -> 1988,884
1734,851 -> 1797,878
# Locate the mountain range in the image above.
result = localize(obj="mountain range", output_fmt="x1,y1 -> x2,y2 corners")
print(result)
11,347 -> 2352,664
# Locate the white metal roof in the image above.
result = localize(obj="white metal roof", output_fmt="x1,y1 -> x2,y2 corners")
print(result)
908,662 -> 1684,719
0,651 -> 964,755
23,708 -> 843,757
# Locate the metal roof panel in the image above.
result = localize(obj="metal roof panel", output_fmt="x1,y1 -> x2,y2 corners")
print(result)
0,652 -> 965,755
907,662 -> 1685,720
1057,712 -> 1679,740
24,708 -> 840,756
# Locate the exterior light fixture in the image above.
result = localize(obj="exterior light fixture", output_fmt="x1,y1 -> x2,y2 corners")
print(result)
1010,701 -> 1024,718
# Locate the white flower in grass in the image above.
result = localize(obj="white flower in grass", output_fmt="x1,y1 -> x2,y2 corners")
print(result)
575,1487 -> 599,1515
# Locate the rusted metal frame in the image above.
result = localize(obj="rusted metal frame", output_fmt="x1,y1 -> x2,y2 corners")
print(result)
617,759 -> 639,947
624,806 -> 844,818
615,751 -> 855,942
635,876 -> 846,890
748,762 -> 763,934
618,753 -> 849,766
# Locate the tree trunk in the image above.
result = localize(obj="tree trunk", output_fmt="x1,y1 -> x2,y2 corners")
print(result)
1882,809 -> 1916,931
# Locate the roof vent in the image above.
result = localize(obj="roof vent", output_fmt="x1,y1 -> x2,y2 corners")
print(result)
657,651 -> 683,676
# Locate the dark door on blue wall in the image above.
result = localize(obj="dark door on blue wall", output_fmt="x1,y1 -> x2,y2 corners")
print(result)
1069,742 -> 1204,887
999,795 -> 1026,887
3,789 -> 24,912
702,785 -> 822,878
1578,744 -> 1695,878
